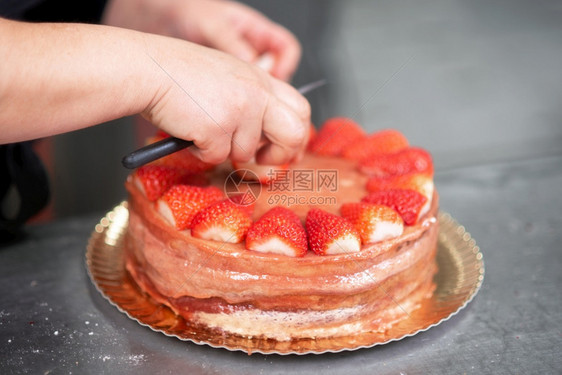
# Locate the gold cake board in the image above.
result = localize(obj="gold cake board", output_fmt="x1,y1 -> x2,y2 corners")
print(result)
86,202 -> 484,355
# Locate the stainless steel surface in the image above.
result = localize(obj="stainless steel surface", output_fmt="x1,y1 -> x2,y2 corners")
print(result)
1,155 -> 561,373
85,206 -> 483,354
2,0 -> 562,372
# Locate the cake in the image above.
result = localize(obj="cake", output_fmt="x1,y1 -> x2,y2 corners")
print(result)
124,118 -> 439,353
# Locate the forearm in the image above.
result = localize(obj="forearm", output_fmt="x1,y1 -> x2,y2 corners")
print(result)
102,0 -> 301,81
0,18 -> 156,143
0,17 -> 310,165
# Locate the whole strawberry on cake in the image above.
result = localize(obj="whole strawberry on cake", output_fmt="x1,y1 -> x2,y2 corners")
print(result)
124,118 -> 439,353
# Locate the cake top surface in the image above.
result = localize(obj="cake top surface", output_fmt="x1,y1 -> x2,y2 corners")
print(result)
127,118 -> 436,258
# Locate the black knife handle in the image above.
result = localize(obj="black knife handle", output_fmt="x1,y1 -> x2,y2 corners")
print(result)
121,137 -> 194,169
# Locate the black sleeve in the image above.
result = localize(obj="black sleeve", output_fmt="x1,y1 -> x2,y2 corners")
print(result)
0,142 -> 50,243
1,0 -> 108,23
0,0 -> 108,243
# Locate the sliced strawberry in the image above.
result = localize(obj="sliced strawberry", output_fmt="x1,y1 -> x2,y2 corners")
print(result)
156,185 -> 224,230
227,193 -> 256,217
366,173 -> 434,201
305,208 -> 361,255
245,207 -> 308,257
308,117 -> 366,156
361,189 -> 428,226
232,159 -> 289,185
342,129 -> 409,161
359,147 -> 433,177
132,165 -> 187,201
191,199 -> 252,243
340,202 -> 404,244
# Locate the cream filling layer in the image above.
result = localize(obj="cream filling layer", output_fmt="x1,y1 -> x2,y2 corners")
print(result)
194,305 -> 365,341
193,296 -> 422,341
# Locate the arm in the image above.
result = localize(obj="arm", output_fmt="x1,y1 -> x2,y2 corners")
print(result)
102,0 -> 301,81
0,18 -> 310,164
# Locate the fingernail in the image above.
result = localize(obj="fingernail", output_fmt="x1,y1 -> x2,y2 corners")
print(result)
254,53 -> 275,73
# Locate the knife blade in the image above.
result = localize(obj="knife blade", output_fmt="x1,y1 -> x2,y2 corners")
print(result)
121,79 -> 326,169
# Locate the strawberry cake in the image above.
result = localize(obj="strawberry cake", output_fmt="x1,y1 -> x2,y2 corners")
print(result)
124,118 -> 439,351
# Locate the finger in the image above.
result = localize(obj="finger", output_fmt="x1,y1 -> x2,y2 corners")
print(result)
230,118 -> 262,162
268,78 -> 311,124
293,122 -> 312,163
188,130 -> 232,165
257,97 -> 308,165
244,24 -> 301,81
268,28 -> 301,81
264,79 -> 311,163
254,53 -> 275,74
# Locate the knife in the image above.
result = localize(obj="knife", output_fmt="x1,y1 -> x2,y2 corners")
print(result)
121,79 -> 326,169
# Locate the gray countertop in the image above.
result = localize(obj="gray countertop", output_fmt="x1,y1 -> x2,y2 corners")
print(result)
2,0 -> 562,373
2,155 -> 561,374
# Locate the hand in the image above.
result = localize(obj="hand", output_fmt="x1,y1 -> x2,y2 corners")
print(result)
0,19 -> 310,165
141,34 -> 310,165
103,0 -> 301,81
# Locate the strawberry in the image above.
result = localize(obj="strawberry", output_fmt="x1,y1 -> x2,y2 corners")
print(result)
156,185 -> 224,230
227,192 -> 256,217
232,159 -> 289,185
245,207 -> 308,257
342,129 -> 409,161
132,165 -> 187,201
366,173 -> 434,201
305,208 -> 361,255
359,147 -> 433,177
179,173 -> 210,187
361,189 -> 428,226
191,199 -> 252,243
340,202 -> 404,244
308,117 -> 366,156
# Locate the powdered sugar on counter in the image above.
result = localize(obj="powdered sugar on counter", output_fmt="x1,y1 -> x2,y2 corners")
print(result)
97,354 -> 146,366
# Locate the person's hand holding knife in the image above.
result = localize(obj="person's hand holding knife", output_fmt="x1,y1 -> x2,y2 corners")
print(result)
1,0 -> 310,168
